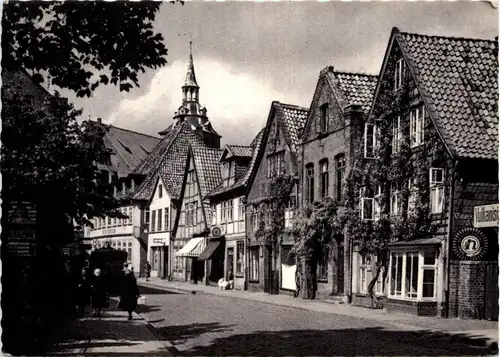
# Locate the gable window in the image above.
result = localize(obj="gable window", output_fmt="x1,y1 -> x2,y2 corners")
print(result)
392,116 -> 401,153
157,208 -> 163,231
158,184 -> 163,198
430,168 -> 444,213
389,250 -> 438,300
268,152 -> 285,177
335,154 -> 346,203
305,164 -> 315,204
186,203 -> 196,226
222,162 -> 230,186
319,103 -> 329,133
390,182 -> 402,216
394,58 -> 406,90
320,159 -> 329,198
410,105 -> 425,147
151,210 -> 157,232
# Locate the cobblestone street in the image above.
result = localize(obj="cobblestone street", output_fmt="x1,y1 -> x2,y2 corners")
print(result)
136,284 -> 498,356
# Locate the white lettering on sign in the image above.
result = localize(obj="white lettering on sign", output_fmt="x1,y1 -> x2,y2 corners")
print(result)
474,204 -> 499,228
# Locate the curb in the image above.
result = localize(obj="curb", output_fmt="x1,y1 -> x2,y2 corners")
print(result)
139,281 -> 499,353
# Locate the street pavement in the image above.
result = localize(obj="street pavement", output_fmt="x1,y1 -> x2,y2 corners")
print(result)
47,302 -> 173,357
136,280 -> 499,356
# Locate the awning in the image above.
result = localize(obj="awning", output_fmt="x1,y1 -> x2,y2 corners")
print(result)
388,237 -> 443,248
198,240 -> 221,261
175,237 -> 205,258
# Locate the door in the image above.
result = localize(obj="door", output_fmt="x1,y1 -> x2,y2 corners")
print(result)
227,247 -> 235,280
485,264 -> 498,320
337,238 -> 344,294
151,247 -> 160,277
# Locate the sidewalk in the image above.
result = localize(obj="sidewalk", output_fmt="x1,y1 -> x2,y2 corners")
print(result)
48,301 -> 173,357
140,278 -> 499,351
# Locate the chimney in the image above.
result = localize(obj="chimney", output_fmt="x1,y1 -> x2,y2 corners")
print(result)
344,103 -> 364,126
131,179 -> 135,192
97,118 -> 102,125
320,65 -> 335,77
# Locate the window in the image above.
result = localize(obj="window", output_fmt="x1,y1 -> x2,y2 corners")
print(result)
261,203 -> 270,227
268,152 -> 285,177
285,196 -> 296,229
305,164 -> 315,203
360,187 -> 375,221
335,155 -> 346,202
392,116 -> 401,153
430,168 -> 444,213
249,247 -> 259,281
410,106 -> 425,147
319,103 -> 329,133
320,159 -> 329,198
164,207 -> 169,231
158,184 -> 163,198
317,251 -> 328,281
364,123 -> 376,159
211,204 -> 217,225
236,241 -> 244,277
390,182 -> 402,216
157,208 -> 163,231
238,200 -> 245,221
144,209 -> 150,227
374,185 -> 383,221
127,241 -> 132,260
251,206 -> 259,231
222,162 -> 229,180
151,210 -> 156,232
185,203 -> 193,226
408,178 -> 418,213
394,58 -> 405,90
389,250 -> 437,300
221,201 -> 227,224
359,254 -> 372,293
227,200 -> 233,222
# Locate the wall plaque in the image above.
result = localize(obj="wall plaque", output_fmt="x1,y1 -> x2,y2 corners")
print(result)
452,228 -> 488,261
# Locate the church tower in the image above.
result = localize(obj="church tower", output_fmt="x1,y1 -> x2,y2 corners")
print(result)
159,41 -> 220,148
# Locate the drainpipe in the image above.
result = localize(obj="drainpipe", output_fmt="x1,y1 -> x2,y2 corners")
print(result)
444,159 -> 458,318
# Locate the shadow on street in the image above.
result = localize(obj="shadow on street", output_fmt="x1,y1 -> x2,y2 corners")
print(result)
153,324 -> 497,356
139,286 -> 181,295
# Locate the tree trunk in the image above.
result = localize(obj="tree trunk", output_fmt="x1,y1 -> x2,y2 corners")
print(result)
367,255 -> 388,309
302,257 -> 317,299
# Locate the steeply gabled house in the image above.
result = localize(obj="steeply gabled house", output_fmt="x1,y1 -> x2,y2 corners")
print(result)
131,45 -> 222,280
355,27 -> 498,319
172,145 -> 222,283
300,66 -> 377,300
246,101 -> 308,294
205,130 -> 265,290
83,119 -> 160,275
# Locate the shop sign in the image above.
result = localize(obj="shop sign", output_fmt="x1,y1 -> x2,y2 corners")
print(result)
473,204 -> 499,228
453,228 -> 488,261
153,238 -> 167,244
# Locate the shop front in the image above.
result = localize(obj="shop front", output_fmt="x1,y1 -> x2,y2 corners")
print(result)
198,236 -> 225,286
175,237 -> 206,283
148,236 -> 169,279
225,238 -> 245,290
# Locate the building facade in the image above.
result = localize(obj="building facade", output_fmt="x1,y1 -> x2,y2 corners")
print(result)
353,27 -> 498,319
299,66 -> 377,300
246,101 -> 308,294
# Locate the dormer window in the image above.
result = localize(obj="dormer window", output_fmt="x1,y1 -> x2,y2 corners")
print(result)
394,58 -> 406,90
319,104 -> 329,133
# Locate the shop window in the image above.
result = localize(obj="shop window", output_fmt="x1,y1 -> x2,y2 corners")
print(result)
389,250 -> 437,300
305,164 -> 315,203
430,168 -> 444,213
317,251 -> 328,282
249,247 -> 259,281
335,154 -> 345,202
236,241 -> 244,277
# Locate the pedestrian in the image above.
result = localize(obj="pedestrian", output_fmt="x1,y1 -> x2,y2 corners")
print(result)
90,268 -> 108,317
75,267 -> 90,317
145,261 -> 151,281
118,268 -> 140,320
294,266 -> 302,298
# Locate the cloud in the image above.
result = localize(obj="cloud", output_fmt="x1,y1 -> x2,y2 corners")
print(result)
107,57 -> 308,145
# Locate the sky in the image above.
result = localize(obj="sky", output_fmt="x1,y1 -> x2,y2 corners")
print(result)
64,1 -> 498,146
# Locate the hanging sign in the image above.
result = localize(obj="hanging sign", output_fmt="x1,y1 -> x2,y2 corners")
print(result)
453,228 -> 489,260
473,204 -> 498,228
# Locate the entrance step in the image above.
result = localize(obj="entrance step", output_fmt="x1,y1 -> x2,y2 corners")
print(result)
322,295 -> 345,304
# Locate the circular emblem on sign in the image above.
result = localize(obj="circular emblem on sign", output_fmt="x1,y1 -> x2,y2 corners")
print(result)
453,228 -> 488,261
211,226 -> 221,237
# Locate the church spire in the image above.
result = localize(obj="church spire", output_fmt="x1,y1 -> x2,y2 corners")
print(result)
182,41 -> 199,103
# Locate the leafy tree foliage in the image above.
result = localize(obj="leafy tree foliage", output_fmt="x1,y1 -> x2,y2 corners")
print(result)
2,1 -> 170,96
1,80 -> 122,233
291,197 -> 342,299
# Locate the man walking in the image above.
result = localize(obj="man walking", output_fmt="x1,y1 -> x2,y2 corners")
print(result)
144,261 -> 152,281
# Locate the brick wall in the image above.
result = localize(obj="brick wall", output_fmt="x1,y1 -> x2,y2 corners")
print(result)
386,299 -> 437,316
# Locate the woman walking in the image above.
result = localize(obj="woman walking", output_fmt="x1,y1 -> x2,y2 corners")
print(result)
90,268 -> 108,317
118,268 -> 140,320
